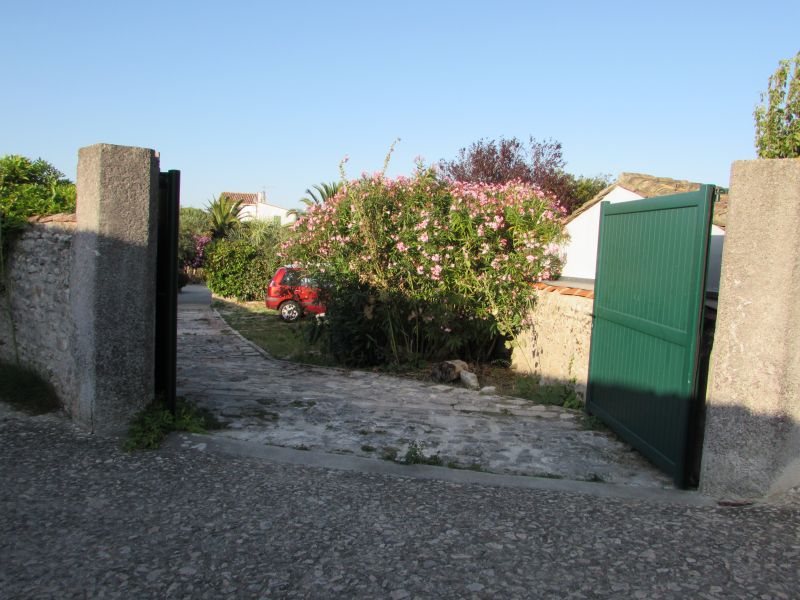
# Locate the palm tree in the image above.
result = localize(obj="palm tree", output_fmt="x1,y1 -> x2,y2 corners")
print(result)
206,195 -> 244,239
288,181 -> 343,219
302,181 -> 342,206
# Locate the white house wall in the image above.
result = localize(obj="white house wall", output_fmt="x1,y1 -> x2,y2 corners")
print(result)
560,187 -> 643,280
256,203 -> 296,225
238,202 -> 297,226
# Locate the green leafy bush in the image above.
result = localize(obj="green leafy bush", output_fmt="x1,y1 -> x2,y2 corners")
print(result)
178,207 -> 210,267
205,237 -> 273,300
754,51 -> 800,159
284,158 -> 566,366
0,155 -> 76,241
205,219 -> 288,301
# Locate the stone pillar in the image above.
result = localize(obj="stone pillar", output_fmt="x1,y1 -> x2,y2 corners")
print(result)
700,158 -> 800,499
71,144 -> 160,434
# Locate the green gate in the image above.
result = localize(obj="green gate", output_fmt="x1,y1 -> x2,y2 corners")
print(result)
586,185 -> 715,487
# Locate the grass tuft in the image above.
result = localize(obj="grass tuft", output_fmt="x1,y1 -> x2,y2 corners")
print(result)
124,397 -> 221,452
402,441 -> 443,466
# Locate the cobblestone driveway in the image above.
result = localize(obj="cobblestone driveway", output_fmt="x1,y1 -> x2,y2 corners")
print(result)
177,288 -> 672,488
3,411 -> 798,599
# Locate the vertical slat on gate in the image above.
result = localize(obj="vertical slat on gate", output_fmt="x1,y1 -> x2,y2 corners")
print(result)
155,170 -> 180,413
586,186 -> 713,486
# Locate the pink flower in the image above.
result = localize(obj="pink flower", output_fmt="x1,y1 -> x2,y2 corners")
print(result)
420,233 -> 429,243
396,241 -> 408,252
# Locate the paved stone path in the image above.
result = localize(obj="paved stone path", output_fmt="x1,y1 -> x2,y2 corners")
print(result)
2,408 -> 798,599
177,287 -> 672,488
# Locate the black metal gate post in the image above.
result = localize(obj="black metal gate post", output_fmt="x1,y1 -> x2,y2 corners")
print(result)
155,170 -> 180,413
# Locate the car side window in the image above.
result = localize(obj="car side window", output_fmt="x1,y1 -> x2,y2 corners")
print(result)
282,271 -> 300,286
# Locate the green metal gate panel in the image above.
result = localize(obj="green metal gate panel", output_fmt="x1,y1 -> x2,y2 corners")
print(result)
586,186 -> 714,486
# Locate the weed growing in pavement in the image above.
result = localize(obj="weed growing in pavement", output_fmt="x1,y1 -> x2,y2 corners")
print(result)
0,361 -> 61,415
124,397 -> 221,452
402,441 -> 443,466
361,444 -> 376,452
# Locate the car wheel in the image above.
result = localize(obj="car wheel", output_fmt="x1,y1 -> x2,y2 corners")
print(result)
279,300 -> 302,322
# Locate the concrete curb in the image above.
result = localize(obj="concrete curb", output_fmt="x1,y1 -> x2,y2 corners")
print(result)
166,432 -> 716,507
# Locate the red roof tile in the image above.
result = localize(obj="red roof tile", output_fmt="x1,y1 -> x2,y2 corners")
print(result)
221,192 -> 259,205
533,282 -> 594,299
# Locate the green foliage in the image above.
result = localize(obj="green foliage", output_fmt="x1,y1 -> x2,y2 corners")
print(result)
0,361 -> 61,414
402,441 -> 443,466
566,173 -> 611,210
301,181 -> 342,206
205,238 -> 271,300
207,195 -> 244,239
285,159 -> 566,367
227,218 -> 285,247
178,207 -> 210,267
0,155 -> 76,240
205,219 -> 287,300
124,397 -> 220,451
755,52 -> 800,158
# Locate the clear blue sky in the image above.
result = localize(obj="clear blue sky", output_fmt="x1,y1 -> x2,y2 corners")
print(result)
2,1 -> 797,209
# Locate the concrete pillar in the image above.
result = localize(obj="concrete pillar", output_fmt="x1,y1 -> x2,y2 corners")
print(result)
71,144 -> 160,434
700,158 -> 800,499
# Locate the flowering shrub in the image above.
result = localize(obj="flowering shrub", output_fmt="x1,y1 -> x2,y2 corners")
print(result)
191,235 -> 212,268
284,161 -> 566,365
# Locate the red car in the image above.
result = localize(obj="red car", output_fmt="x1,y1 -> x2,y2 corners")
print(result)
266,267 -> 326,322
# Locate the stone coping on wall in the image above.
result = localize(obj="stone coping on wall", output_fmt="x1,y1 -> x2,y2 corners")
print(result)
533,281 -> 595,299
27,213 -> 77,228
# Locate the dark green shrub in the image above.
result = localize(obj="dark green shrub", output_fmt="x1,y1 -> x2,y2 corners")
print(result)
205,237 -> 276,301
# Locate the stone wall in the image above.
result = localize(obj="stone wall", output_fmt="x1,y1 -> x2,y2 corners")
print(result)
0,217 -> 78,414
700,158 -> 800,499
511,286 -> 594,401
1,143 -> 162,435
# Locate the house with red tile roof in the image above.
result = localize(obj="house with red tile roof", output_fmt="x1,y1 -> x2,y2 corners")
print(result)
220,191 -> 296,226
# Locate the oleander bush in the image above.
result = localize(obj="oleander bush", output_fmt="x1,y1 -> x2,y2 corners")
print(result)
283,158 -> 567,366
